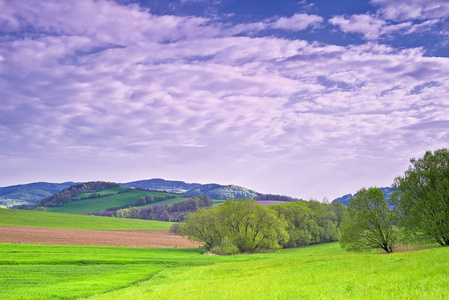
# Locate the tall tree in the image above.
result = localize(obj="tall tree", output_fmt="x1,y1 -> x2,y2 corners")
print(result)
179,199 -> 288,253
391,148 -> 449,246
339,187 -> 397,253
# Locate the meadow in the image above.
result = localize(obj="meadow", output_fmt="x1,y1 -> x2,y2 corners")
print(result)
47,189 -> 189,214
46,187 -> 223,215
0,208 -> 172,230
1,241 -> 448,299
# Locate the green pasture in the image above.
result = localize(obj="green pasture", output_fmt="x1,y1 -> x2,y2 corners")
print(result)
48,190 -> 187,214
72,186 -> 126,199
0,208 -> 172,230
0,243 -> 255,300
1,242 -> 448,299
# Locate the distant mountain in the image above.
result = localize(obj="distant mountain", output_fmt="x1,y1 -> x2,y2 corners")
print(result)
332,187 -> 394,207
1,178 -> 263,208
120,178 -> 201,193
0,182 -> 76,208
121,179 -> 260,200
185,183 -> 259,200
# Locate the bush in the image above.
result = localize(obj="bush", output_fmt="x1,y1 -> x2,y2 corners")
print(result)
211,236 -> 239,255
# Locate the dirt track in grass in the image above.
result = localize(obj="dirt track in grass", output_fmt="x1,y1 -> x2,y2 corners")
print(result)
0,226 -> 201,248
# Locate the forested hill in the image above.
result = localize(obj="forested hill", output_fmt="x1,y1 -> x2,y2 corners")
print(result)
120,178 -> 201,193
332,187 -> 394,206
185,184 -> 259,200
2,178 -> 295,207
39,182 -> 119,207
0,182 -> 75,207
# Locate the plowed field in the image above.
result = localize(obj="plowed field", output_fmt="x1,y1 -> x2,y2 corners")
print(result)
0,226 -> 201,248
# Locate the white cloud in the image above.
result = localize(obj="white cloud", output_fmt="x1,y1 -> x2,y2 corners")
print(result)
371,0 -> 449,20
329,14 -> 386,40
271,13 -> 323,31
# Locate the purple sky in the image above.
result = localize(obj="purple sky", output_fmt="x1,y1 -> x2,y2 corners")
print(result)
1,0 -> 448,200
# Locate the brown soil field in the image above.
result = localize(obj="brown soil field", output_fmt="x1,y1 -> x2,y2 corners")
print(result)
0,226 -> 201,248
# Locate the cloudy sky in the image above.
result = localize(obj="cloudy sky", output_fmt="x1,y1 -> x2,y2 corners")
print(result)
1,0 -> 448,200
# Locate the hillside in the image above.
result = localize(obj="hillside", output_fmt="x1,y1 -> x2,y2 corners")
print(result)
122,180 -> 260,200
40,181 -> 120,207
2,179 -> 261,207
332,187 -> 394,206
0,208 -> 172,230
0,182 -> 75,208
41,186 -> 187,214
185,184 -> 259,199
120,178 -> 201,193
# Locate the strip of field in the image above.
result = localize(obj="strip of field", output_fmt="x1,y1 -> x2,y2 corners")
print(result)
1,242 -> 448,300
0,208 -> 172,230
0,226 -> 200,248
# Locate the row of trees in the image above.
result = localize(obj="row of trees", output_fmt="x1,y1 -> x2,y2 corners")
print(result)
178,198 -> 346,253
340,148 -> 449,253
90,195 -> 213,222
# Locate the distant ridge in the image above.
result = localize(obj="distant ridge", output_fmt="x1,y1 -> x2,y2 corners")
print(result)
332,187 -> 394,206
0,182 -> 76,207
185,183 -> 259,200
1,178 -> 263,207
120,178 -> 201,193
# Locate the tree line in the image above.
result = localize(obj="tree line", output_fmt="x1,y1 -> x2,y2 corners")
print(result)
178,148 -> 449,255
89,195 -> 213,222
340,148 -> 449,253
177,198 -> 346,254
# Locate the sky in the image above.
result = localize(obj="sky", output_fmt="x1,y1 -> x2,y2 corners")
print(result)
0,0 -> 448,200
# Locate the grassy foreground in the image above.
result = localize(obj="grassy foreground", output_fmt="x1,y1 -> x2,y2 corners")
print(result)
1,242 -> 448,299
0,208 -> 172,230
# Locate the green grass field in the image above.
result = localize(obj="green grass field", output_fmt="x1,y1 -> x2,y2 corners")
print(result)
48,190 -> 189,214
72,186 -> 127,199
1,242 -> 448,299
0,208 -> 172,230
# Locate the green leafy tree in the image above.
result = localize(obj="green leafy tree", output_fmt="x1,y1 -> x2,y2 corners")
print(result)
340,187 -> 397,253
391,148 -> 449,246
271,201 -> 318,247
179,208 -> 222,250
179,199 -> 288,253
217,199 -> 289,252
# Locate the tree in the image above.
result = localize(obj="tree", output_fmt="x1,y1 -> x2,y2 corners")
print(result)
271,201 -> 318,247
179,208 -> 222,250
391,148 -> 449,246
216,199 -> 288,252
178,199 -> 288,253
339,187 -> 397,253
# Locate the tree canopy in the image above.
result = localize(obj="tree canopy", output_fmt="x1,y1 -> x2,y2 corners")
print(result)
339,187 -> 397,253
179,199 -> 289,253
391,148 -> 449,246
179,198 -> 343,253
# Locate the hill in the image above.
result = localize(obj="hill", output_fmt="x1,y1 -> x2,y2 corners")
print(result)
185,183 -> 259,199
332,187 -> 394,206
40,181 -> 120,207
120,178 -> 201,193
0,182 -> 75,208
40,185 -> 188,214
0,208 -> 171,230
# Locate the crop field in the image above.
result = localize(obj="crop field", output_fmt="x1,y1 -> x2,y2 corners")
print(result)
1,241 -> 448,299
47,190 -> 189,214
0,226 -> 200,248
0,208 -> 172,230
